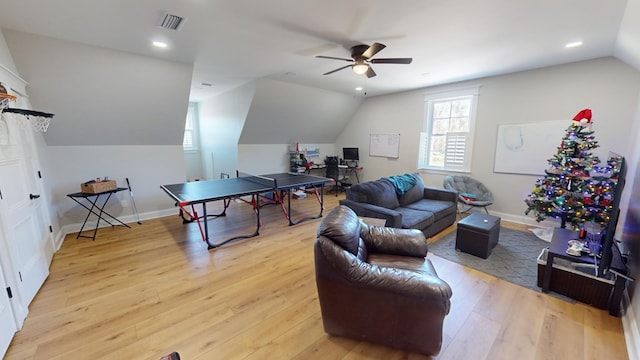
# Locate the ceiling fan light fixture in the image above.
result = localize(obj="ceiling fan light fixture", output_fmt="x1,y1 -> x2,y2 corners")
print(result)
352,64 -> 369,75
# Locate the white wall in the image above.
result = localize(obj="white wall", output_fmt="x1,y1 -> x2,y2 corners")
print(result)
184,151 -> 203,181
240,78 -> 362,144
0,29 -> 194,244
338,57 -> 640,224
3,30 -> 192,147
0,31 -> 17,75
47,145 -> 186,240
615,0 -> 640,71
198,82 -> 256,180
238,143 -> 336,175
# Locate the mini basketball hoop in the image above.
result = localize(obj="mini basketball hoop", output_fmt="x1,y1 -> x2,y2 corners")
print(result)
2,108 -> 54,132
0,93 -> 17,112
1,85 -> 54,132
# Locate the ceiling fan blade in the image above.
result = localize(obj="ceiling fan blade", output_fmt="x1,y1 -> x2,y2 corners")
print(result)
316,55 -> 354,62
370,58 -> 413,64
362,42 -> 386,59
365,66 -> 377,78
323,65 -> 352,75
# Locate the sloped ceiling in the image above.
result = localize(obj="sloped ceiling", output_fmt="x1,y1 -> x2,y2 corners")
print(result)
239,78 -> 362,144
615,0 -> 640,71
3,30 -> 192,146
0,0 -> 632,100
2,1 -> 640,147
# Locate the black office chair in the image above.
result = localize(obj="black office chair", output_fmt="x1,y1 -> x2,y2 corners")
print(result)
325,156 -> 344,196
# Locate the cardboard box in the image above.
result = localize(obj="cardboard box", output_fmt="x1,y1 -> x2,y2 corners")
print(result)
537,248 -> 614,309
81,180 -> 117,194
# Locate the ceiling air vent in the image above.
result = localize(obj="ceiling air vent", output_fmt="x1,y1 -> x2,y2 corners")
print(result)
157,12 -> 185,31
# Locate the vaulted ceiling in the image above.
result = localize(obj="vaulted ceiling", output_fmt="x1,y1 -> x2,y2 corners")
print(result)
1,0 -> 638,102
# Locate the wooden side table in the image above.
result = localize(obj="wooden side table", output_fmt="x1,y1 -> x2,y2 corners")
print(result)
542,227 -> 627,316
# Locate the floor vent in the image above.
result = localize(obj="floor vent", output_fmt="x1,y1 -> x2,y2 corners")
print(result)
157,12 -> 185,31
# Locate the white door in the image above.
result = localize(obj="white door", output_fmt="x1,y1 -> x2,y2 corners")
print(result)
0,158 -> 49,321
0,258 -> 18,357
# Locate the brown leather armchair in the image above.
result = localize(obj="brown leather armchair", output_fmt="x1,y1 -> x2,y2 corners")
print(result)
314,205 -> 453,356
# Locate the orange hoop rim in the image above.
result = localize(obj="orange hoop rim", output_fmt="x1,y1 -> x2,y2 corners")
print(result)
0,93 -> 17,102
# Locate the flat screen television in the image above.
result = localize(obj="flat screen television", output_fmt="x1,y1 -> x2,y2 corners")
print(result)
597,154 -> 626,277
343,147 -> 359,162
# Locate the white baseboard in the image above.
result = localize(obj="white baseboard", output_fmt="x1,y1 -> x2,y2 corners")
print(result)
622,290 -> 640,360
486,210 -> 561,229
57,207 -> 178,245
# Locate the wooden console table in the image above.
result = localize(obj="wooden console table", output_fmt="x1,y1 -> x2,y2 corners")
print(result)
542,228 -> 627,316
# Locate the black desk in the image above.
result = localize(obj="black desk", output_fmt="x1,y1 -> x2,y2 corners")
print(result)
307,164 -> 362,183
67,188 -> 131,240
542,228 -> 627,316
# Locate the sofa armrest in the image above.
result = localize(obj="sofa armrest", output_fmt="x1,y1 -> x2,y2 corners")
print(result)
359,223 -> 427,257
339,199 -> 402,228
423,186 -> 457,202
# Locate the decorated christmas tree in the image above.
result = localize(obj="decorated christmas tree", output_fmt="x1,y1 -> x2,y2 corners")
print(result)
524,109 -> 621,229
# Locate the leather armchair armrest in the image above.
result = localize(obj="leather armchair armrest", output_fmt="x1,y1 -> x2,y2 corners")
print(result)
359,223 -> 427,257
368,262 -> 453,303
423,186 -> 457,202
338,199 -> 402,228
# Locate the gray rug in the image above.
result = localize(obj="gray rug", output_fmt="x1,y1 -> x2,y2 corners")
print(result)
429,227 -> 549,292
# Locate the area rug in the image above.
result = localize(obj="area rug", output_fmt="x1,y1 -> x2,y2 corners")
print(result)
429,227 -> 550,292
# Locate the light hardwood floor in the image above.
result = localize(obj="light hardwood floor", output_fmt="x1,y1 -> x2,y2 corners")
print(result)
5,192 -> 628,359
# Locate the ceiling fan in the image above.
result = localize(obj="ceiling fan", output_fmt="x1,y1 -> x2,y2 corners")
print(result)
316,42 -> 412,78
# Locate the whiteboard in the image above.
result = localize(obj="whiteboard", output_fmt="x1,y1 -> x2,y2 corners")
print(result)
369,134 -> 400,158
494,120 -> 570,175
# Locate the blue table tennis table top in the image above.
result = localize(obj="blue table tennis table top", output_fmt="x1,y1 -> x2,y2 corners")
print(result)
161,172 -> 331,205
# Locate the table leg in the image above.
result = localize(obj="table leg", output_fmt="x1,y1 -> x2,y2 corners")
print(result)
76,193 -> 115,240
609,275 -> 626,316
287,189 -> 294,226
72,196 -> 98,239
542,252 -> 555,293
207,195 -> 262,249
287,185 -> 326,225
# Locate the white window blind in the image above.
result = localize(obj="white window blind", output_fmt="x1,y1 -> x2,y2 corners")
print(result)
183,102 -> 199,151
444,132 -> 467,168
418,86 -> 479,172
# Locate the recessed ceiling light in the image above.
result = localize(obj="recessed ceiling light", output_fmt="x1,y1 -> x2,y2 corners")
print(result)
565,41 -> 583,48
355,86 -> 363,91
152,41 -> 168,48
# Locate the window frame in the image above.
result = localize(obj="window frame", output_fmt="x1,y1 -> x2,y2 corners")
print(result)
183,102 -> 199,152
418,86 -> 480,173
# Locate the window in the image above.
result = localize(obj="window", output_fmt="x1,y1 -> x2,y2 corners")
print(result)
183,102 -> 199,151
418,86 -> 479,172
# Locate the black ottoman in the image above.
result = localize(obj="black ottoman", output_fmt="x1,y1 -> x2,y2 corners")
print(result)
456,213 -> 501,259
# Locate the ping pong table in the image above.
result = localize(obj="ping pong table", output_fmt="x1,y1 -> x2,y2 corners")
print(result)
160,171 -> 332,249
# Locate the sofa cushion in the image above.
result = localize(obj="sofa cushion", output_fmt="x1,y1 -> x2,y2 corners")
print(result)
404,199 -> 457,221
395,207 -> 435,230
398,173 -> 425,206
347,179 -> 399,210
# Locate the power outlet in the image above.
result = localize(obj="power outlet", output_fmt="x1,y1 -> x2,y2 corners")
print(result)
121,199 -> 129,208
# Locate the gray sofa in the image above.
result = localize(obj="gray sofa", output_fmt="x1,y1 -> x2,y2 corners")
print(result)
339,173 -> 457,238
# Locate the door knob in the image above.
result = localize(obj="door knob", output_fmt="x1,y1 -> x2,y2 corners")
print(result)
29,193 -> 40,200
